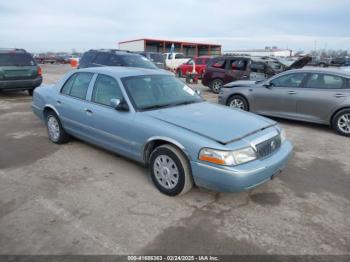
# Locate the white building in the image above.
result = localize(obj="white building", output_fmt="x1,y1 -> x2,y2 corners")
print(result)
223,48 -> 293,57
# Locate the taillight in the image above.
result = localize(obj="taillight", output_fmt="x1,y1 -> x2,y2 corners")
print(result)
38,67 -> 42,76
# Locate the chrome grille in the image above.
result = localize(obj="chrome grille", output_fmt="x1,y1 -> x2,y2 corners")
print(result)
255,135 -> 281,159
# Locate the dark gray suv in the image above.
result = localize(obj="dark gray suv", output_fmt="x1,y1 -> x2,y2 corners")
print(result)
78,49 -> 158,70
219,68 -> 350,136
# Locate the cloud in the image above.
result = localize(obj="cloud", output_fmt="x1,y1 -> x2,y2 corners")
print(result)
0,0 -> 349,52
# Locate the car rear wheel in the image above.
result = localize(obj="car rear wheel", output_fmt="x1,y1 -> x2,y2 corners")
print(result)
227,95 -> 249,111
177,70 -> 183,78
210,79 -> 223,94
150,144 -> 193,196
332,109 -> 350,137
46,112 -> 70,144
28,89 -> 34,96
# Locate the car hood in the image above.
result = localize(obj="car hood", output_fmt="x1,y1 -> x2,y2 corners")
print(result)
286,56 -> 312,70
144,102 -> 276,144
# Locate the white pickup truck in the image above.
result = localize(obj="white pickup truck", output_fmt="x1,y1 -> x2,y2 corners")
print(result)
163,53 -> 190,71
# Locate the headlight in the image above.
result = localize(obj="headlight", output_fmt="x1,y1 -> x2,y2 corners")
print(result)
199,147 -> 256,166
280,128 -> 286,143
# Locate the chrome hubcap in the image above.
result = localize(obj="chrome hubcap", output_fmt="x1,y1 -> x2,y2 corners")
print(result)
153,155 -> 179,189
229,99 -> 245,110
47,116 -> 60,141
212,80 -> 222,92
338,113 -> 350,134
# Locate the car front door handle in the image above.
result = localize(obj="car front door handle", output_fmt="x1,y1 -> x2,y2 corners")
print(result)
288,91 -> 297,95
84,108 -> 93,114
56,100 -> 62,104
334,93 -> 347,98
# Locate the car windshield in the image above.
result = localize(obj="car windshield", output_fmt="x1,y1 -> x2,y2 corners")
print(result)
120,55 -> 157,69
0,53 -> 36,66
122,75 -> 203,111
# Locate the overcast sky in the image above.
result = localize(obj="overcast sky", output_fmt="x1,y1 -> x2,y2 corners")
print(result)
1,0 -> 349,53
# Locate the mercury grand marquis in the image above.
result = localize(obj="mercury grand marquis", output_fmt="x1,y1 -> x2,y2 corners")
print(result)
32,67 -> 293,196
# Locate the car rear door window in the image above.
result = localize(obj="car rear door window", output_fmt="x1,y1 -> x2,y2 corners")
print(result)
175,54 -> 185,59
92,75 -> 123,106
230,59 -> 247,71
211,59 -> 226,69
251,62 -> 265,73
61,73 -> 93,100
305,73 -> 344,89
93,53 -> 110,65
195,58 -> 203,65
270,73 -> 307,87
61,74 -> 77,95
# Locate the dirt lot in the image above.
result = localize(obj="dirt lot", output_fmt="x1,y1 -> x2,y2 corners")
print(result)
0,64 -> 349,255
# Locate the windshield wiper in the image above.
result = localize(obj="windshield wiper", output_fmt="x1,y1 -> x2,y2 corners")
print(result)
171,100 -> 200,106
141,103 -> 174,110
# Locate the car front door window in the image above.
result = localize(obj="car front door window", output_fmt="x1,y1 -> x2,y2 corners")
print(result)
92,74 -> 123,106
270,73 -> 306,88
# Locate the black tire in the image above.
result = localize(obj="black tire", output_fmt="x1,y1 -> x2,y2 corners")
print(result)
28,89 -> 34,96
227,95 -> 249,111
149,144 -> 193,196
319,63 -> 327,68
45,111 -> 70,144
177,69 -> 182,78
332,109 -> 350,137
210,79 -> 223,94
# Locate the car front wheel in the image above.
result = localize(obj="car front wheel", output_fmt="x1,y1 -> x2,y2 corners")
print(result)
150,144 -> 193,196
210,79 -> 223,94
46,112 -> 70,144
332,109 -> 350,137
227,95 -> 249,111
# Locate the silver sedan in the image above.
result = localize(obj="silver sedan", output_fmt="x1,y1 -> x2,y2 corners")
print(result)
219,68 -> 350,136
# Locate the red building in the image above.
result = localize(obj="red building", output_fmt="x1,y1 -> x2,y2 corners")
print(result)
118,38 -> 221,57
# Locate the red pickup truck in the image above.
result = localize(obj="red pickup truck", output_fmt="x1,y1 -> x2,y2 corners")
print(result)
176,56 -> 212,78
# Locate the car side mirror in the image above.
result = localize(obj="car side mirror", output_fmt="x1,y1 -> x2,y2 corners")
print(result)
263,82 -> 272,89
110,98 -> 129,111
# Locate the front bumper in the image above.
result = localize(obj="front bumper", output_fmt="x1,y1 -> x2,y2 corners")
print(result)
0,77 -> 42,90
190,140 -> 293,192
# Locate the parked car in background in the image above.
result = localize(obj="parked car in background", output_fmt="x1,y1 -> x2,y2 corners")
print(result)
340,62 -> 350,71
307,56 -> 330,67
78,49 -> 158,70
202,55 -> 311,93
330,57 -> 350,66
135,52 -> 165,69
176,56 -> 212,78
32,66 -> 292,196
34,55 -> 57,64
163,52 -> 190,71
0,48 -> 42,95
219,68 -> 350,136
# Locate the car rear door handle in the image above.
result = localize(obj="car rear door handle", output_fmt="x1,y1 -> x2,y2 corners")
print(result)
288,91 -> 297,95
334,93 -> 347,98
56,100 -> 62,104
84,108 -> 93,114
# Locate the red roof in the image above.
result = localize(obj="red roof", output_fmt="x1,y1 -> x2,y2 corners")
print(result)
118,38 -> 221,47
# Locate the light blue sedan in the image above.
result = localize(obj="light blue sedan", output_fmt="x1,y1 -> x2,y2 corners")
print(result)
32,67 -> 293,196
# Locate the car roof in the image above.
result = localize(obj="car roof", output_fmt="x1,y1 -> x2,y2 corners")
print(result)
77,66 -> 171,78
287,67 -> 350,78
86,49 -> 137,55
0,48 -> 28,54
